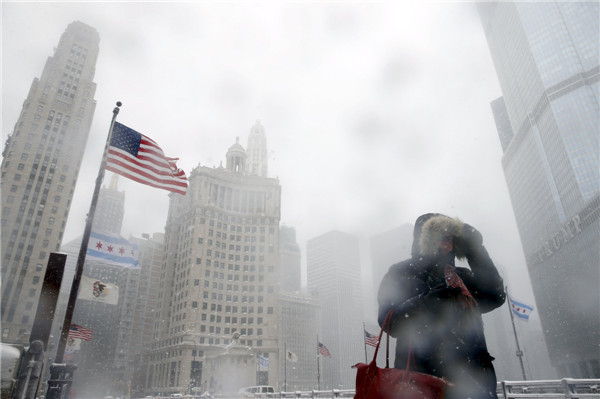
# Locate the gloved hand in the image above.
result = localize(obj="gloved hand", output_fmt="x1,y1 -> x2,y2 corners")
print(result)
458,223 -> 483,256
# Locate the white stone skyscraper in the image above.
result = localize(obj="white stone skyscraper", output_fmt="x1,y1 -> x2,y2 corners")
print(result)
479,2 -> 599,377
245,120 -> 268,177
144,125 -> 281,395
1,21 -> 99,344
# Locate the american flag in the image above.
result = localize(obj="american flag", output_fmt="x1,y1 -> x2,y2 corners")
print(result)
106,122 -> 187,195
68,324 -> 92,341
318,342 -> 331,358
364,330 -> 379,347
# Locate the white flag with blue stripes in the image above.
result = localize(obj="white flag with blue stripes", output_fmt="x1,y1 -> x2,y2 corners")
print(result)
86,231 -> 139,268
509,296 -> 534,321
258,354 -> 269,368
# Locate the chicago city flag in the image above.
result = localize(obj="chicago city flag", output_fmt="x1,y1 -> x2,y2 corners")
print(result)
509,296 -> 534,321
86,231 -> 139,269
258,355 -> 269,368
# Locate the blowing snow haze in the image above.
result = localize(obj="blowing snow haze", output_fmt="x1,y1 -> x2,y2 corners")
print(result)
4,1 -> 596,394
3,2 -> 527,294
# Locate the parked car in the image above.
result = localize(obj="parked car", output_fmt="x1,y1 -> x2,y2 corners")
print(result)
238,386 -> 275,398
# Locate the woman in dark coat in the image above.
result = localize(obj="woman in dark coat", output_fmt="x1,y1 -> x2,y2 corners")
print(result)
378,213 -> 506,399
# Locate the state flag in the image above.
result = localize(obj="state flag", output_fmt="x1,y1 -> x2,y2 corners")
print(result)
78,276 -> 119,305
286,350 -> 298,362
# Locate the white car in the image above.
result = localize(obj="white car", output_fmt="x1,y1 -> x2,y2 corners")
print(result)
239,386 -> 275,398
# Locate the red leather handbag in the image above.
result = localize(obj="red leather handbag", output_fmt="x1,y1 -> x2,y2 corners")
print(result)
353,311 -> 452,399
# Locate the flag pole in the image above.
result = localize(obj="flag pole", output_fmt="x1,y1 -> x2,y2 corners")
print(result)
363,321 -> 368,363
284,342 -> 287,392
506,285 -> 527,380
316,335 -> 321,390
54,102 -> 122,364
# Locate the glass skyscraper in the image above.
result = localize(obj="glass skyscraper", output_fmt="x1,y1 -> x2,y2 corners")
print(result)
479,2 -> 599,377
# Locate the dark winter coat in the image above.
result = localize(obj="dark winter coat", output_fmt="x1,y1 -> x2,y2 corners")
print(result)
378,213 -> 506,399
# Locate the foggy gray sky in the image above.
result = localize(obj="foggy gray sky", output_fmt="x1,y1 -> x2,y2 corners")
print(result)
2,2 -> 536,307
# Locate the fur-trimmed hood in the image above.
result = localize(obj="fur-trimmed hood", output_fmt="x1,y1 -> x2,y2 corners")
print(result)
411,213 -> 467,260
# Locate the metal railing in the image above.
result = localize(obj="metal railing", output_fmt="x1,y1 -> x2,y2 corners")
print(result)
497,378 -> 600,398
185,379 -> 600,399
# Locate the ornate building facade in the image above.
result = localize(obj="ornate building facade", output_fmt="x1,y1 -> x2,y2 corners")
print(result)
144,131 -> 281,394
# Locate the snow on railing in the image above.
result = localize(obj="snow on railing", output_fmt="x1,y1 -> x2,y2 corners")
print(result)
497,378 -> 600,398
197,379 -> 600,399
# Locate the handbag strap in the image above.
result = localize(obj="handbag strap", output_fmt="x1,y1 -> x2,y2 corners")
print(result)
372,310 -> 394,365
375,310 -> 414,372
386,313 -> 390,368
405,339 -> 413,372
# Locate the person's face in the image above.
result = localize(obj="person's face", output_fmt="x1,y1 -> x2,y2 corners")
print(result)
437,234 -> 454,256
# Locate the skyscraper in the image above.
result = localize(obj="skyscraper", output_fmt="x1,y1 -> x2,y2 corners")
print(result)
307,230 -> 364,389
479,2 -> 599,377
367,224 -> 413,366
52,177 -> 143,398
130,233 -> 165,398
1,21 -> 99,344
246,120 -> 269,177
369,224 -> 413,310
277,292 -> 319,391
144,129 -> 281,394
93,174 -> 125,234
279,225 -> 301,293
